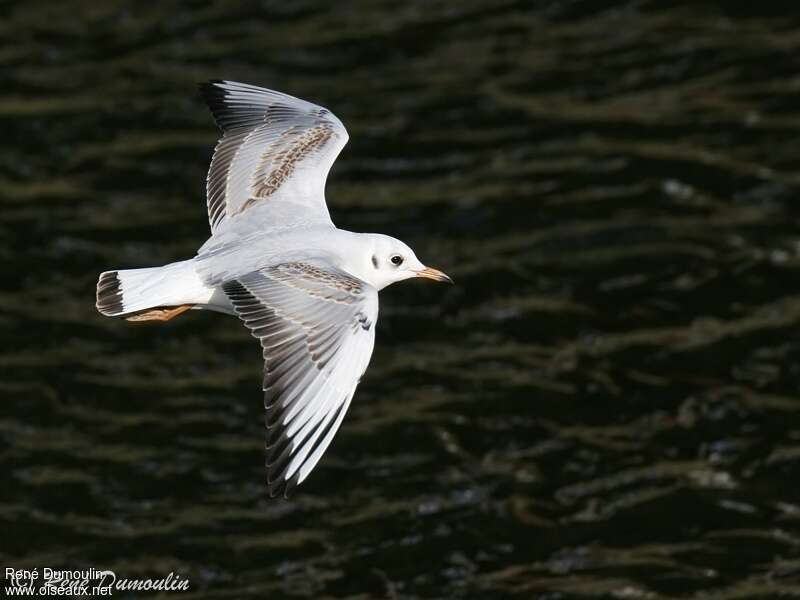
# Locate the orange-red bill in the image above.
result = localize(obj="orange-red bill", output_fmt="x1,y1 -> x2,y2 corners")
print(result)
416,267 -> 453,284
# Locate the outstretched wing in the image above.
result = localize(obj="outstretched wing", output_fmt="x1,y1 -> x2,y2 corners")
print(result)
199,80 -> 349,233
223,261 -> 378,497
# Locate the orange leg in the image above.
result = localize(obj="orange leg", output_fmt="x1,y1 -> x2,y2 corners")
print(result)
126,304 -> 194,322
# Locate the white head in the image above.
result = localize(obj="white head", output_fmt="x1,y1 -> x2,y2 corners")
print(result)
344,233 -> 452,291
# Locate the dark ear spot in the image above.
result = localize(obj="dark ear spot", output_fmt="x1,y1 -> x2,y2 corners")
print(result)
371,255 -> 378,268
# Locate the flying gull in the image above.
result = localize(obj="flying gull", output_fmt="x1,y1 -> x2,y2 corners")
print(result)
96,81 -> 451,497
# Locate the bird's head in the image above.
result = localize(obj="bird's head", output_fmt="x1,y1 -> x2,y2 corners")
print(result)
357,234 -> 452,290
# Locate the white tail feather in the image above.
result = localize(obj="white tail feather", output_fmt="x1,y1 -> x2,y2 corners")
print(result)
96,260 -> 213,317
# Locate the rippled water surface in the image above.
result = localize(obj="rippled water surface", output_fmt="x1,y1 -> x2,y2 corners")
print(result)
4,1 -> 800,598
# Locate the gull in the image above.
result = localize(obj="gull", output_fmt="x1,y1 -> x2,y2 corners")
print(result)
96,81 -> 451,497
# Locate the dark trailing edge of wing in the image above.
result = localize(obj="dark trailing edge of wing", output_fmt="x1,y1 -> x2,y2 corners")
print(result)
224,279 -> 295,498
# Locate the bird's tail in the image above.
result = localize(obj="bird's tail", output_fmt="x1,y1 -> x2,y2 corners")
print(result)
96,260 -> 208,321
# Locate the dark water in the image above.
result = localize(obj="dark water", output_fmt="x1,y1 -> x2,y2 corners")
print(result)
3,1 -> 800,598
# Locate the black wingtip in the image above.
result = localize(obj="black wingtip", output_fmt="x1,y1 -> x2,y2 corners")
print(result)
96,271 -> 124,316
267,471 -> 300,500
197,79 -> 224,95
197,80 -> 229,131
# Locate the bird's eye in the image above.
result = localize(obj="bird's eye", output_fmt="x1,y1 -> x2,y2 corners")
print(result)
390,254 -> 404,266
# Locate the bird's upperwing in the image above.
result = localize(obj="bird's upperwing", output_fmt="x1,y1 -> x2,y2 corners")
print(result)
223,260 -> 378,497
199,81 -> 349,233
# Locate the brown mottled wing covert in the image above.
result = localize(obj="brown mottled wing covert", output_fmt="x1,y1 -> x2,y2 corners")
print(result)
199,81 -> 349,233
